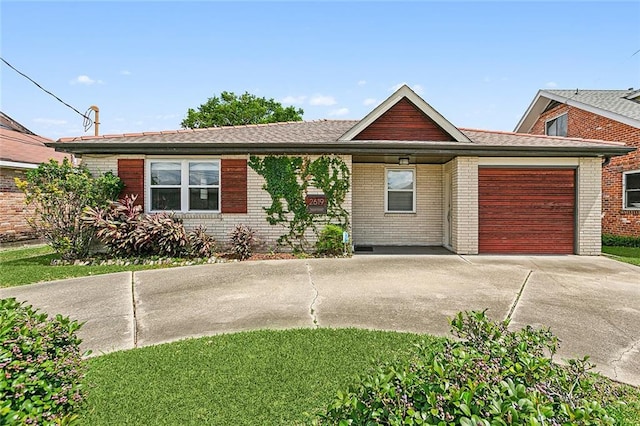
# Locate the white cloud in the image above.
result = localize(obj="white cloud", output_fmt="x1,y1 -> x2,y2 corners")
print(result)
154,113 -> 180,120
70,75 -> 104,85
329,107 -> 349,116
120,70 -> 132,76
309,95 -> 337,106
33,118 -> 68,126
357,80 -> 367,86
545,81 -> 558,88
363,98 -> 377,106
390,82 -> 424,94
281,95 -> 306,105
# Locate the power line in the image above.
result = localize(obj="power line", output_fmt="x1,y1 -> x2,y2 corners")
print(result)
1,57 -> 94,130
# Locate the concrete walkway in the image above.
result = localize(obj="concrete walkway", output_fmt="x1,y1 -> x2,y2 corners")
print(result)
1,255 -> 639,386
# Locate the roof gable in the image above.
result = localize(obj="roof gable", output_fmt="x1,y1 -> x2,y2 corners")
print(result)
515,89 -> 640,133
340,85 -> 471,142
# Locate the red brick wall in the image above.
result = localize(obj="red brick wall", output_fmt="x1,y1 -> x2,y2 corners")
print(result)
0,167 -> 38,243
529,104 -> 640,236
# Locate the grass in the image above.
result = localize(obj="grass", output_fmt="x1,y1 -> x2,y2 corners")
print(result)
0,245 -> 170,287
603,245 -> 640,266
79,329 -> 640,426
82,329 -> 439,425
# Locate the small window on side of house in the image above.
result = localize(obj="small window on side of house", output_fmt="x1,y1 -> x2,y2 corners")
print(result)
545,113 -> 567,137
624,170 -> 640,209
386,169 -> 415,213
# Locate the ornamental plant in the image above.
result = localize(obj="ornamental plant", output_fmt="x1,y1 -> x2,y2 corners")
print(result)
228,224 -> 256,260
312,310 -> 618,425
248,155 -> 350,253
15,158 -> 123,260
0,298 -> 87,425
315,224 -> 348,256
82,194 -> 216,258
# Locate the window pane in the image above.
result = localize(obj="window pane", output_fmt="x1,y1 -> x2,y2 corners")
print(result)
387,170 -> 414,190
151,188 -> 181,210
189,188 -> 219,210
557,114 -> 568,136
151,162 -> 181,185
627,173 -> 640,190
388,191 -> 413,211
189,162 -> 219,185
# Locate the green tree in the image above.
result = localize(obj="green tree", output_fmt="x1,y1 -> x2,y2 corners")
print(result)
15,158 -> 123,260
181,91 -> 304,128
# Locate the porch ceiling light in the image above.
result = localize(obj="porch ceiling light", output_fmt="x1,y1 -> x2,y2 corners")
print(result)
399,157 -> 410,165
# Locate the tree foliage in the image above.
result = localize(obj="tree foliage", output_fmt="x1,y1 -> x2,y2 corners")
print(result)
181,91 -> 304,128
15,158 -> 123,260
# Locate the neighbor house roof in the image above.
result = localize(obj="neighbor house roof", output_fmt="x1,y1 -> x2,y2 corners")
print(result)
515,89 -> 640,133
1,113 -> 69,168
49,120 -> 632,158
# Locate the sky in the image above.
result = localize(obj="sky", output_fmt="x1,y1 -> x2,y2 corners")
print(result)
1,1 -> 639,140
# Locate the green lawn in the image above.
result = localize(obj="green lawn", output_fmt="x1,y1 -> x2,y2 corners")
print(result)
82,329 -> 438,425
80,329 -> 640,426
0,246 -> 170,287
603,246 -> 640,266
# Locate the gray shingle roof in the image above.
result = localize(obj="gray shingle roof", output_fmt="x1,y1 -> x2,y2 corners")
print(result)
542,89 -> 640,122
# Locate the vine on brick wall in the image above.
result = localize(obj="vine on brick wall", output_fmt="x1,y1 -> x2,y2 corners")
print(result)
248,155 -> 350,252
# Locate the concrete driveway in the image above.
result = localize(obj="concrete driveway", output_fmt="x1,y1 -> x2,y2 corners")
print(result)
1,255 -> 639,386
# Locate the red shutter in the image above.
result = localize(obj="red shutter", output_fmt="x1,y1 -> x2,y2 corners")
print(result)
117,159 -> 144,206
221,159 -> 247,213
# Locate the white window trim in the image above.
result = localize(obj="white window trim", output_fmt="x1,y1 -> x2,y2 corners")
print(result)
623,169 -> 640,210
384,167 -> 416,213
146,159 -> 221,213
544,112 -> 568,137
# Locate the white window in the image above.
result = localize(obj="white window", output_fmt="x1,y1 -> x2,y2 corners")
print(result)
545,113 -> 567,137
624,170 -> 640,209
385,168 -> 416,213
148,160 -> 220,212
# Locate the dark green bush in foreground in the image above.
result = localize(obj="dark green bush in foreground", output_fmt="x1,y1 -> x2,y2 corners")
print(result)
602,234 -> 640,248
316,224 -> 347,256
0,298 -> 86,425
312,311 -> 621,425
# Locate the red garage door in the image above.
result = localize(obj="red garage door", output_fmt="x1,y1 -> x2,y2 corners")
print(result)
479,168 -> 575,254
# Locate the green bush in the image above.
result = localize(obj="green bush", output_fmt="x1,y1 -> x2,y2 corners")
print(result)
312,310 -> 618,425
602,234 -> 640,248
83,195 -> 215,258
228,224 -> 256,260
315,224 -> 347,256
0,298 -> 87,425
15,158 -> 123,260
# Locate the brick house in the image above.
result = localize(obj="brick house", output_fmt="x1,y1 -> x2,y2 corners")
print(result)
515,89 -> 640,237
0,112 -> 70,244
49,85 -> 632,255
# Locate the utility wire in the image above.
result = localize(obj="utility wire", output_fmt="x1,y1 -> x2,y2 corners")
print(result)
1,57 -> 94,130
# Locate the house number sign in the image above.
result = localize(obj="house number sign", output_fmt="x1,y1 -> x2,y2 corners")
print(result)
305,194 -> 327,214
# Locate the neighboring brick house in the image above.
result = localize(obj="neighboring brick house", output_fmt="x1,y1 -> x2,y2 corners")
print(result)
515,89 -> 640,237
0,112 -> 70,244
48,85 -> 632,255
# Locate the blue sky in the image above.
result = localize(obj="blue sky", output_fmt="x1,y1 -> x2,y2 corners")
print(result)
2,1 -> 639,139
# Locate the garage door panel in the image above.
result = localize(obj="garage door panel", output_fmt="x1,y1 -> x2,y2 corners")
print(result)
479,168 -> 575,254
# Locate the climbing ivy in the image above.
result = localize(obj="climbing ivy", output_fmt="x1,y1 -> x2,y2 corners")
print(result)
248,155 -> 350,253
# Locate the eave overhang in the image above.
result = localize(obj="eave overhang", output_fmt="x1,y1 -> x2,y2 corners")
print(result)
47,140 -> 634,158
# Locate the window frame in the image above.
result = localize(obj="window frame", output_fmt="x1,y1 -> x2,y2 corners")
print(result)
545,113 -> 568,137
384,167 -> 416,213
623,169 -> 640,210
146,158 -> 221,213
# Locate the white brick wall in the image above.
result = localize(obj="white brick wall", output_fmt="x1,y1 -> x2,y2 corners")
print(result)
577,157 -> 602,255
352,164 -> 443,246
81,154 -> 352,252
449,157 -> 479,254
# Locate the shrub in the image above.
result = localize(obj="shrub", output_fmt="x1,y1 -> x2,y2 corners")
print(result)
315,224 -> 347,256
312,310 -> 616,425
228,224 -> 256,260
15,158 -> 123,260
83,195 -> 216,258
602,234 -> 640,247
0,298 -> 87,425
